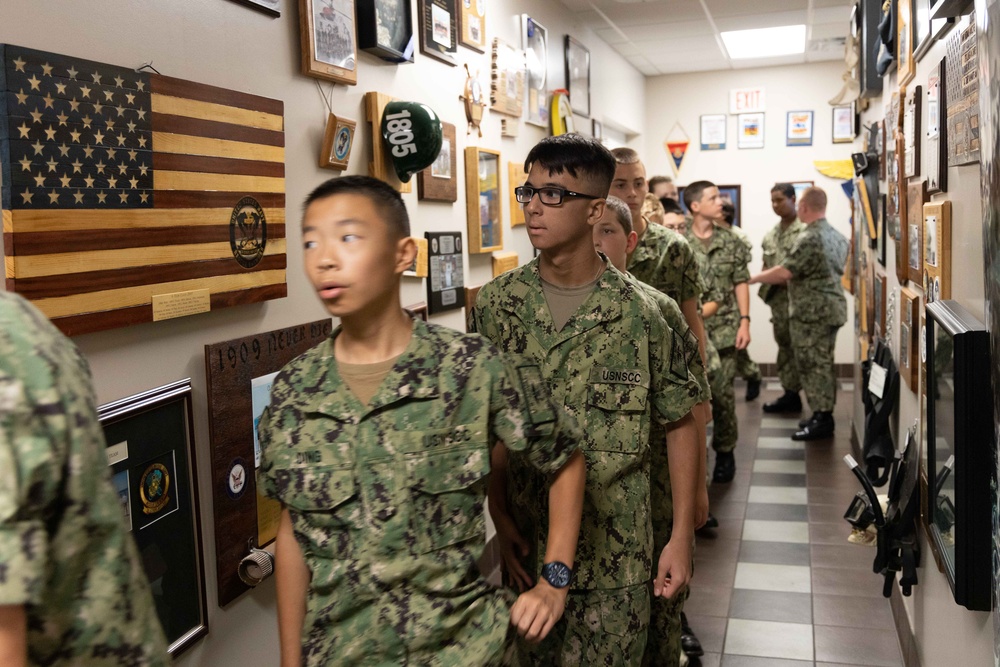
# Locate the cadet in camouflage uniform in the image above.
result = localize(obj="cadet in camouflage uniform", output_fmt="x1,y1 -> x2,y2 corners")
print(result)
594,197 -> 710,667
718,200 -> 762,400
760,184 -> 807,414
259,176 -> 587,667
683,181 -> 753,483
473,136 -> 702,666
750,187 -> 847,441
0,291 -> 169,667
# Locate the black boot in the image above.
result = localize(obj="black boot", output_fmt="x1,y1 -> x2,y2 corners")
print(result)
745,378 -> 761,401
680,612 -> 704,657
763,390 -> 802,413
712,451 -> 735,483
792,411 -> 834,441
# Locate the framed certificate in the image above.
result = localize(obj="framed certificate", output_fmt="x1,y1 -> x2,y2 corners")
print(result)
457,0 -> 486,51
786,110 -> 814,146
737,112 -> 764,149
700,114 -> 726,150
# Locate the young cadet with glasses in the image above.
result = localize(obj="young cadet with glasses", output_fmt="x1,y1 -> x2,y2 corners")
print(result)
471,135 -> 701,666
258,176 -> 587,667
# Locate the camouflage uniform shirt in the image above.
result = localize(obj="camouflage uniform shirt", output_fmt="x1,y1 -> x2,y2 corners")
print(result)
471,257 -> 700,591
814,217 -> 850,277
628,219 -> 705,306
258,318 -> 579,667
0,292 -> 169,667
783,222 -> 849,326
684,223 -> 752,349
759,218 -> 805,305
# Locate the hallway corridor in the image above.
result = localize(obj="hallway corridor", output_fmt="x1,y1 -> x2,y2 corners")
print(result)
686,380 -> 905,666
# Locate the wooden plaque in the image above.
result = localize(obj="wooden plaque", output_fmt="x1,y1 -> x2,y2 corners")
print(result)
491,38 -> 525,117
464,283 -> 482,332
906,180 -> 927,285
457,0 -> 486,52
874,267 -> 887,339
364,91 -> 412,193
895,136 -> 909,284
492,250 -> 519,277
465,146 -> 503,253
417,122 -> 458,201
204,319 -> 332,606
904,85 -> 922,178
298,0 -> 359,85
404,237 -> 429,277
508,161 -> 527,226
405,301 -> 429,321
899,286 -> 920,391
923,200 -> 952,302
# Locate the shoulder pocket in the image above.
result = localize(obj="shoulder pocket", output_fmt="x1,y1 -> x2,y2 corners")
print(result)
406,444 -> 489,553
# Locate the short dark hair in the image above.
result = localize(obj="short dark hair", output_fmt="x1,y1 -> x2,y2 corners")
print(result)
648,175 -> 673,189
524,134 -> 617,196
303,175 -> 410,237
721,200 -> 735,225
605,196 -> 633,235
771,182 -> 796,199
610,147 -> 641,165
682,180 -> 716,211
660,198 -> 685,216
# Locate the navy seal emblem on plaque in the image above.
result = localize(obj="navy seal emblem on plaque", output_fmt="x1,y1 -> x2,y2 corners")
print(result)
140,462 -> 171,515
230,196 -> 267,268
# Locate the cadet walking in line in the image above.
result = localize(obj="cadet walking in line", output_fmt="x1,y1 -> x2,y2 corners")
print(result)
717,199 -> 762,401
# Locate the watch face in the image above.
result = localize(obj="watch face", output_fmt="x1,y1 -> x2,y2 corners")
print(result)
543,562 -> 572,588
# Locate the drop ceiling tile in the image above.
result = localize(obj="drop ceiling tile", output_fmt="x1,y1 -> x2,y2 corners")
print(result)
705,0 -> 810,17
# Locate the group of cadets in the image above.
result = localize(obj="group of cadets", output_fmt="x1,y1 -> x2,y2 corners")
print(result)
0,132 -> 848,667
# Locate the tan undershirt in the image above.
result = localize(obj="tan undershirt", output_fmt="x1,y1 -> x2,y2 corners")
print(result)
338,354 -> 401,406
540,273 -> 602,331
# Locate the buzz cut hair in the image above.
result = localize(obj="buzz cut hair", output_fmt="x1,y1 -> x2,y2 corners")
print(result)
303,175 -> 410,238
605,196 -> 633,235
682,180 -> 716,211
524,134 -> 617,196
610,147 -> 641,165
799,186 -> 828,212
648,175 -> 674,189
771,182 -> 796,199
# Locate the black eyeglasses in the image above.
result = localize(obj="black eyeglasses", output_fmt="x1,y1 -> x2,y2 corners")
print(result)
515,185 -> 602,206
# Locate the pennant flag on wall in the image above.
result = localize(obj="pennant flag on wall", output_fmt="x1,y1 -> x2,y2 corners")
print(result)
664,122 -> 690,175
1,44 -> 287,336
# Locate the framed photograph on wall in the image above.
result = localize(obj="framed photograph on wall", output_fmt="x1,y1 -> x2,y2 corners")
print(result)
319,113 -> 356,170
874,268 -> 887,339
700,114 -> 727,150
417,121 -> 458,201
465,147 -> 503,253
878,118 -> 887,180
298,0 -> 358,85
426,231 -> 466,314
832,103 -> 857,142
894,136 -> 909,284
897,0 -> 915,85
899,286 -> 920,390
923,200 -> 952,302
418,0 -> 457,65
508,161 -> 528,226
457,0 -> 486,52
565,35 -> 591,118
717,184 -> 742,227
906,179 -> 927,285
904,85 -> 922,177
99,380 -> 208,656
926,57 -> 948,193
230,0 -> 280,16
786,110 -> 814,146
790,180 -> 814,201
877,193 -> 887,266
521,15 -> 549,128
737,112 -> 764,149
491,38 -> 525,117
357,0 -> 414,63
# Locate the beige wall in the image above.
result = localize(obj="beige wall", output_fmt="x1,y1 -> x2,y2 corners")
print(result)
0,1 -> 644,664
855,13 -> 993,666
644,61 -> 857,364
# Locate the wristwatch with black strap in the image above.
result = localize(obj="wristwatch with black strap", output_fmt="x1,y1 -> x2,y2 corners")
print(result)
541,561 -> 573,588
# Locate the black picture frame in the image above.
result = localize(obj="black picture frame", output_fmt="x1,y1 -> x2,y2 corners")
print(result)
99,380 -> 208,657
877,193 -> 887,266
564,35 -> 591,118
426,231 -> 466,314
228,0 -> 280,16
418,0 -> 457,66
357,0 -> 415,63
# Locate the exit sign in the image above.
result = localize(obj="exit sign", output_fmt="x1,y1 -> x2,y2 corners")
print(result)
730,87 -> 765,114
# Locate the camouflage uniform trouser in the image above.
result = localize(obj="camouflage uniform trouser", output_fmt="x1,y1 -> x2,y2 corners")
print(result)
511,584 -> 649,666
646,431 -> 683,667
736,348 -> 762,382
770,295 -> 801,392
708,346 -> 738,453
790,321 -> 838,412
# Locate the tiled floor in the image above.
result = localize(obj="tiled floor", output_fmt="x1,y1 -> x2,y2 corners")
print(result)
686,381 -> 904,667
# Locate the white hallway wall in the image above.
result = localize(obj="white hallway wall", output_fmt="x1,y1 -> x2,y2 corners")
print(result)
0,1 -> 644,665
644,60 -> 856,364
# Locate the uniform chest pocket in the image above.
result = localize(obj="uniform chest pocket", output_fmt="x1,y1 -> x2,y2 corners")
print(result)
588,368 -> 649,413
405,444 -> 490,554
277,464 -> 357,560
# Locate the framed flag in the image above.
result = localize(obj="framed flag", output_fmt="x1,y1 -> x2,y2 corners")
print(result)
0,44 -> 287,337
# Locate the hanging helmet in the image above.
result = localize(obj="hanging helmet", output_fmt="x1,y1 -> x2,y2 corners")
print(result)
381,101 -> 443,182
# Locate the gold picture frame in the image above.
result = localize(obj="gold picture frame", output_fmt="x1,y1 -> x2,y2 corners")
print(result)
465,147 -> 503,253
897,0 -> 915,86
923,200 -> 952,303
899,286 -> 920,391
457,0 -> 486,52
906,180 -> 927,286
298,0 -> 358,85
508,161 -> 527,226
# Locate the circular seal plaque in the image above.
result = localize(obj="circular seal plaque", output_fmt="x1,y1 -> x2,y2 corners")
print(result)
227,459 -> 248,499
140,463 -> 171,515
230,196 -> 267,268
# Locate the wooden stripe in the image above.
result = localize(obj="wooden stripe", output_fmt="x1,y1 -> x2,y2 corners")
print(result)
15,253 -> 287,300
154,170 -> 285,194
150,73 -> 283,116
14,238 -> 287,278
10,224 -> 286,255
152,152 -> 285,178
153,191 -> 285,209
2,210 -> 11,233
150,112 -> 284,147
10,207 -> 285,232
33,269 -> 287,318
4,254 -> 12,280
151,94 -> 283,132
210,283 -> 288,309
152,131 -> 284,163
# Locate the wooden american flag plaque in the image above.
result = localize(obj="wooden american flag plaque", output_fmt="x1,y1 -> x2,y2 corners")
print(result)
1,45 -> 287,336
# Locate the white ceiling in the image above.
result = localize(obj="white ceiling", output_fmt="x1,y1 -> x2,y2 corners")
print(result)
561,0 -> 856,76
